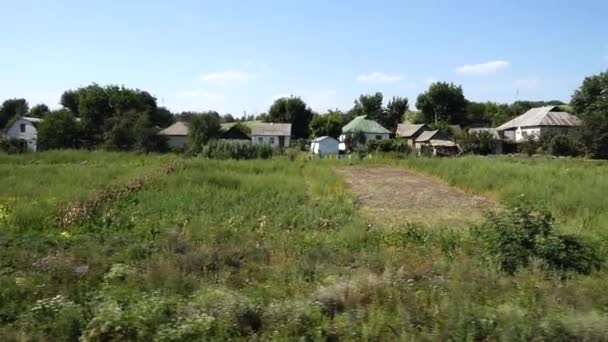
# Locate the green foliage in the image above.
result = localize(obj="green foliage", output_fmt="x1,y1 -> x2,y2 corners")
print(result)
474,207 -> 601,274
309,110 -> 345,138
384,96 -> 409,132
457,131 -> 497,155
0,98 -> 28,129
365,139 -> 412,155
187,112 -> 222,153
201,140 -> 273,160
519,136 -> 540,156
37,110 -> 82,151
571,69 -> 608,159
28,103 -> 50,118
0,136 -> 28,154
267,96 -> 314,138
343,130 -> 366,152
350,92 -> 383,120
416,82 -> 467,124
547,134 -> 584,157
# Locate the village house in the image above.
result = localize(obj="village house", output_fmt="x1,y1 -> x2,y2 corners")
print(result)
3,116 -> 43,151
219,123 -> 251,143
310,136 -> 339,156
339,115 -> 390,151
251,123 -> 291,148
496,106 -> 581,143
396,123 -> 429,146
414,130 -> 461,156
158,121 -> 188,149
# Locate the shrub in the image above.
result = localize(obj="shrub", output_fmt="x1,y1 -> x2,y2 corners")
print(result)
474,207 -> 602,274
365,139 -> 412,155
0,136 -> 28,154
201,140 -> 273,160
548,134 -> 584,157
457,131 -> 497,155
519,136 -> 540,156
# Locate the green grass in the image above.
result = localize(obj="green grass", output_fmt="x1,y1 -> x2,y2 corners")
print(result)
398,156 -> 608,239
1,151 -> 608,340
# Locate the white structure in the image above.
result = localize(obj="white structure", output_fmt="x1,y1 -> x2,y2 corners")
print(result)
339,115 -> 390,151
251,123 -> 291,148
496,106 -> 581,143
158,121 -> 189,149
310,136 -> 339,156
4,117 -> 43,151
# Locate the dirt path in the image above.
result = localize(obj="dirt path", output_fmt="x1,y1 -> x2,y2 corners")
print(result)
336,166 -> 493,227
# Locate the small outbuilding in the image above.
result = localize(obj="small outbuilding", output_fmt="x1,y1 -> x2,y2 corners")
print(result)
419,139 -> 461,157
396,123 -> 429,146
4,116 -> 43,151
310,136 -> 339,156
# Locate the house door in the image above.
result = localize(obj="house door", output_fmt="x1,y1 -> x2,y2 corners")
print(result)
278,136 -> 285,148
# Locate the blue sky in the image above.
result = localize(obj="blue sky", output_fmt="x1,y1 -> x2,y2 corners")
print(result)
1,0 -> 607,116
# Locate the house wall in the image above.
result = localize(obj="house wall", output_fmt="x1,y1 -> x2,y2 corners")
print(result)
252,135 -> 290,148
338,132 -> 390,150
5,118 -> 38,151
509,126 -> 578,143
166,136 -> 187,149
311,139 -> 339,156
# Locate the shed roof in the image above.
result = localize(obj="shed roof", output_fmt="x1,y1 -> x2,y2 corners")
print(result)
415,130 -> 439,142
251,123 -> 292,136
429,139 -> 458,147
396,123 -> 427,137
312,136 -> 338,143
496,106 -> 581,131
159,121 -> 189,136
342,115 -> 390,134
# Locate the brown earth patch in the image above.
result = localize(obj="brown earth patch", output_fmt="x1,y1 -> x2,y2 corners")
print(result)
336,166 -> 494,227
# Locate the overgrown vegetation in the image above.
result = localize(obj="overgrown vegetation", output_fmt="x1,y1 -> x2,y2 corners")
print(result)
1,151 -> 608,340
201,140 -> 273,160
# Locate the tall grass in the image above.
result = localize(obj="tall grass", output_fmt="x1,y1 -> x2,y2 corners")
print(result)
1,151 -> 608,340
400,156 -> 608,238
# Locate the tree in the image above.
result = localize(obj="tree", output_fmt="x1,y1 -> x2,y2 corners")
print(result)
188,111 -> 222,152
60,90 -> 80,114
29,104 -> 51,118
571,70 -> 608,158
267,96 -> 314,138
37,110 -> 81,150
309,110 -> 345,138
0,98 -> 29,129
350,92 -> 384,122
385,96 -> 409,132
416,82 -> 467,125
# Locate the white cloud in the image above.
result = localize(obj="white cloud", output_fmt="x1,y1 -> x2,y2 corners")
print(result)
356,72 -> 403,84
200,70 -> 256,85
455,60 -> 510,75
513,78 -> 541,90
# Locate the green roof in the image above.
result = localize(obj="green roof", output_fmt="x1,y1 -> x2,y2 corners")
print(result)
342,115 -> 390,134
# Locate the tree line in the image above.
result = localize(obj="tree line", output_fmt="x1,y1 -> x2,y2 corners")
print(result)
1,70 -> 607,158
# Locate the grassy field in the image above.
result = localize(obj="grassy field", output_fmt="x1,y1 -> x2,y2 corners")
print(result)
1,151 -> 608,340
398,156 -> 608,239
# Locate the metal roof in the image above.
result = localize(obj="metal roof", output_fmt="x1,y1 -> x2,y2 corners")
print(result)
415,130 -> 439,142
251,123 -> 292,136
342,115 -> 390,134
496,106 -> 581,131
158,121 -> 189,136
311,136 -> 338,143
396,123 -> 427,137
429,139 -> 458,147
21,117 -> 43,123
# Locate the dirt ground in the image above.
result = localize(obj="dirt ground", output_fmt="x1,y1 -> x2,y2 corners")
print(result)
336,166 -> 494,227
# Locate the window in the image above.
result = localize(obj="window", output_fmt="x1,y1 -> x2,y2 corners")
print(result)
269,137 -> 275,144
258,137 -> 264,144
20,124 -> 26,133
376,135 -> 382,140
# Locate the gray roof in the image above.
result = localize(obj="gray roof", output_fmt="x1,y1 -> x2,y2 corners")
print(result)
21,117 -> 43,123
496,106 -> 581,131
251,123 -> 292,136
416,130 -> 439,142
342,115 -> 390,134
396,123 -> 427,137
311,136 -> 338,143
430,139 -> 458,147
159,121 -> 189,136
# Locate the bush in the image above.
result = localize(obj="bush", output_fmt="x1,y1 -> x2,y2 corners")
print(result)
457,131 -> 497,155
201,140 -> 273,160
0,136 -> 28,154
365,139 -> 412,155
474,207 -> 602,274
519,136 -> 540,156
548,134 -> 584,157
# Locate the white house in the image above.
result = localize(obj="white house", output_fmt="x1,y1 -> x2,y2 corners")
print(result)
4,116 -> 43,151
158,121 -> 189,149
310,136 -> 339,156
251,123 -> 291,148
339,115 -> 390,151
496,106 -> 581,143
